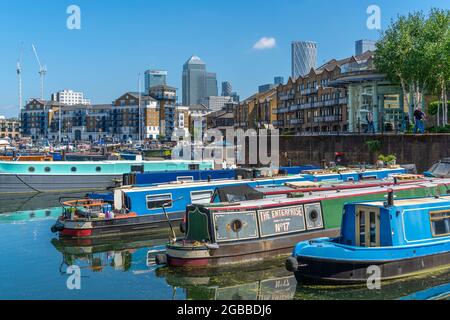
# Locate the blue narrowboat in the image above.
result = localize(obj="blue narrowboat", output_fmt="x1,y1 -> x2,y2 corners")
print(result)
286,191 -> 450,283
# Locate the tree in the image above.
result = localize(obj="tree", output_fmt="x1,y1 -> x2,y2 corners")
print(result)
424,9 -> 450,125
374,9 -> 450,124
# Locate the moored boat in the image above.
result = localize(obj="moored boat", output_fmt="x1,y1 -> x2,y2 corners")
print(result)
157,178 -> 450,268
56,167 -> 410,239
0,159 -> 214,194
286,192 -> 450,284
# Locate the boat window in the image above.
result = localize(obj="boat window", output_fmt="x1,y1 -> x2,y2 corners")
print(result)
96,166 -> 102,172
227,194 -> 247,203
28,167 -> 35,172
177,176 -> 194,183
131,165 -> 144,173
189,164 -> 200,170
71,167 -> 77,172
190,190 -> 214,204
44,167 -> 51,172
355,206 -> 380,247
430,210 -> 450,237
146,194 -> 172,210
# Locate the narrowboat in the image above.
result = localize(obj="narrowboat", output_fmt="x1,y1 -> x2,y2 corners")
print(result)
50,167 -> 409,238
0,159 -> 214,194
286,192 -> 450,284
156,178 -> 450,268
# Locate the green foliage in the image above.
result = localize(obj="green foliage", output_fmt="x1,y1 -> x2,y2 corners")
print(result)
378,154 -> 397,164
366,139 -> 381,153
426,124 -> 450,133
374,8 -> 450,106
428,100 -> 449,115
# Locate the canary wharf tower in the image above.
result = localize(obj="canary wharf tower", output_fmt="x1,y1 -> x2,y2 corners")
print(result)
182,55 -> 207,106
291,41 -> 317,78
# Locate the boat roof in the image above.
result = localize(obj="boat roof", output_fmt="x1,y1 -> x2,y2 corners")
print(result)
0,160 -> 213,165
356,195 -> 450,208
205,178 -> 450,211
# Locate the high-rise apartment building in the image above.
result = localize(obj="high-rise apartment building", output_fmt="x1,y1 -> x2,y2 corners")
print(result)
51,89 -> 91,105
291,41 -> 317,78
144,70 -> 167,93
355,39 -> 376,55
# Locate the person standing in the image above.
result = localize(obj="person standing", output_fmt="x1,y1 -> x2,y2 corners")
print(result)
413,107 -> 426,134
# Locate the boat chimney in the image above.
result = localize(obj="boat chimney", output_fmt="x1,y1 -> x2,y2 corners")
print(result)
387,189 -> 394,207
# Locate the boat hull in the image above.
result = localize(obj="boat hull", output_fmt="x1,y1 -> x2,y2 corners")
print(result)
56,211 -> 184,238
0,173 -> 122,194
166,228 -> 340,267
293,251 -> 450,284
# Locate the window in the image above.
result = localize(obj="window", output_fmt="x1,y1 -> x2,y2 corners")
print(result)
146,194 -> 173,210
71,167 -> 77,172
430,210 -> 450,237
190,190 -> 214,204
44,167 -> 51,172
96,166 -> 102,172
28,167 -> 35,172
177,176 -> 194,183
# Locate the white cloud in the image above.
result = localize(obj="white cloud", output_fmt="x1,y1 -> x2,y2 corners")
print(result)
253,37 -> 276,50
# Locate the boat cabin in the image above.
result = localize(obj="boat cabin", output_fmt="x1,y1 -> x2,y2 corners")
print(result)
340,195 -> 450,247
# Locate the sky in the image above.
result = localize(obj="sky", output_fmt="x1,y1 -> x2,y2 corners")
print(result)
0,0 -> 448,117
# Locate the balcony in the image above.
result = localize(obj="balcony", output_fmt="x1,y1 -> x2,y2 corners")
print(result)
273,120 -> 284,126
298,102 -> 314,110
289,105 -> 300,112
300,86 -> 319,95
339,97 -> 348,105
279,94 -> 295,101
276,107 -> 290,114
313,115 -> 342,123
289,118 -> 304,125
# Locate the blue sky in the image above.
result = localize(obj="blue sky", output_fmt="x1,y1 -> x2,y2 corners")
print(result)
0,0 -> 448,117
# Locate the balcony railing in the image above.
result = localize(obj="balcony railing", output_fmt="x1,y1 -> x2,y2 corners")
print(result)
279,94 -> 295,101
289,118 -> 304,125
273,120 -> 284,126
313,115 -> 342,123
300,86 -> 319,95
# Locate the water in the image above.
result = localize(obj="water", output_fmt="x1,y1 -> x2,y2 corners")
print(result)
0,194 -> 449,300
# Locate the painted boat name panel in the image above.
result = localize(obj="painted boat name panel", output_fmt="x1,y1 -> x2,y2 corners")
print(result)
258,205 -> 306,237
213,211 -> 259,243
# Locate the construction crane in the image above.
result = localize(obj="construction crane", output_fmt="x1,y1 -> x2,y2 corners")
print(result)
31,44 -> 47,100
16,48 -> 23,114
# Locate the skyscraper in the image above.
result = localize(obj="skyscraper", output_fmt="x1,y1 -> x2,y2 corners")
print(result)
206,72 -> 218,97
291,41 -> 317,78
144,70 -> 167,93
274,76 -> 284,85
355,39 -> 377,55
182,55 -> 207,106
221,81 -> 232,96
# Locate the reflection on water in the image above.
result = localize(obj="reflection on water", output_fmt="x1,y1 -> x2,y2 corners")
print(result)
0,195 -> 449,300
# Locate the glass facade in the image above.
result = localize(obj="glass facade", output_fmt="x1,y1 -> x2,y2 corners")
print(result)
145,70 -> 167,93
291,41 -> 317,78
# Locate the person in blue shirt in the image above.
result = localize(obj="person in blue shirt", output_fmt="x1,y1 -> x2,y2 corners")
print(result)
413,107 -> 426,134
